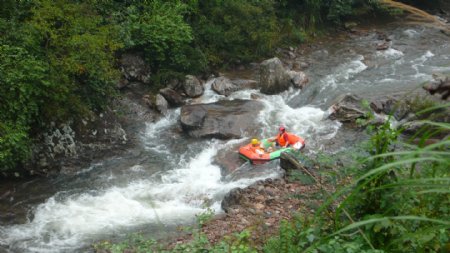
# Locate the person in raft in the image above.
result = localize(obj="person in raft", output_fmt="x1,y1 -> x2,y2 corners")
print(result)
250,138 -> 265,155
268,125 -> 305,151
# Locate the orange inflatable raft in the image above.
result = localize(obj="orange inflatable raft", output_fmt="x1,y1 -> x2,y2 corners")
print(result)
239,137 -> 305,164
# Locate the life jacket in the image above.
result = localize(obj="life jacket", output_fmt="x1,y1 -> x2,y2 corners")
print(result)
277,132 -> 305,147
276,132 -> 289,147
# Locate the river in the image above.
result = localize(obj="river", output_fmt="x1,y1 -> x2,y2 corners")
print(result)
1,23 -> 449,253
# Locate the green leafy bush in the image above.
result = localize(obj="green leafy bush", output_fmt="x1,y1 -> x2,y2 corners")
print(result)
120,2 -> 194,69
0,0 -> 122,171
0,45 -> 51,170
188,0 -> 282,67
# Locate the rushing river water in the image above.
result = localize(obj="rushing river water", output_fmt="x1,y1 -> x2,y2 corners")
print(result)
1,24 -> 449,253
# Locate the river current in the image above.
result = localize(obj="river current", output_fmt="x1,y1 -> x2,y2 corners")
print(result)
0,24 -> 449,252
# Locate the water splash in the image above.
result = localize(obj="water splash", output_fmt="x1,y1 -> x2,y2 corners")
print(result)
319,55 -> 368,92
0,139 -> 278,252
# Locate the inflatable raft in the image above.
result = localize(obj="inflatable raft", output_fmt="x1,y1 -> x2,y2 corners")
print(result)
239,139 -> 295,164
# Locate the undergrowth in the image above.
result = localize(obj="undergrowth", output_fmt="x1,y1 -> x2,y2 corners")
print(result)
94,104 -> 449,252
263,105 -> 450,253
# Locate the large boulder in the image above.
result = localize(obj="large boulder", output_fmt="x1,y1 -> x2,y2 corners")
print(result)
370,97 -> 411,121
155,94 -> 169,115
183,75 -> 204,98
24,110 -> 130,177
180,99 -> 264,139
119,53 -> 151,84
159,87 -> 184,107
382,99 -> 410,120
212,76 -> 239,96
259,57 -> 291,94
221,188 -> 245,213
287,70 -> 309,89
423,73 -> 450,100
327,94 -> 369,123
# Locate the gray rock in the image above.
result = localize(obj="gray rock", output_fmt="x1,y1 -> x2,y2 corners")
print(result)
293,61 -> 310,70
376,41 -> 390,50
287,70 -> 309,89
327,94 -> 369,123
383,99 -> 410,120
231,79 -> 258,89
423,73 -> 450,100
370,99 -> 386,113
259,57 -> 291,94
212,76 -> 239,96
221,188 -> 244,213
159,88 -> 184,107
119,53 -> 151,84
183,75 -> 204,98
155,94 -> 168,115
180,105 -> 207,130
370,97 -> 411,121
180,99 -> 264,139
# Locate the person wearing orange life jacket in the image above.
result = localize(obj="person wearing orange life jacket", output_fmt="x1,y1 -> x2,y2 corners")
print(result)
269,126 -> 305,150
269,126 -> 289,147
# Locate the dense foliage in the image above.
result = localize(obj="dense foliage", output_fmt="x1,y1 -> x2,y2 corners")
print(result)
1,0 -> 381,172
0,0 -> 121,171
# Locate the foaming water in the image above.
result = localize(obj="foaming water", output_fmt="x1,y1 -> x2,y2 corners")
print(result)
319,55 -> 368,92
376,48 -> 404,59
0,75 -> 334,252
0,139 -> 278,252
2,24 -> 450,253
257,93 -> 341,150
197,78 -> 225,103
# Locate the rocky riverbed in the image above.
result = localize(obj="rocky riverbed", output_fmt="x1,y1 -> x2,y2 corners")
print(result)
122,150 -> 348,252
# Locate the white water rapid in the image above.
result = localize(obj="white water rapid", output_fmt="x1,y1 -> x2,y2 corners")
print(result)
1,25 -> 449,253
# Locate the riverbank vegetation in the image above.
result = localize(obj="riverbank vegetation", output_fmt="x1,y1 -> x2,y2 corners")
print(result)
1,0 -> 448,251
94,105 -> 450,252
1,0 -> 394,172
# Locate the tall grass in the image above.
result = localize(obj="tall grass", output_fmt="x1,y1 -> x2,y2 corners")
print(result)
265,107 -> 450,252
94,105 -> 449,252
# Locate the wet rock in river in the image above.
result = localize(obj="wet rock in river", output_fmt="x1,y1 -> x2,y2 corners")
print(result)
183,75 -> 204,98
159,87 -> 184,107
423,73 -> 450,100
327,94 -> 369,123
370,96 -> 411,121
287,70 -> 309,89
212,76 -> 239,96
155,94 -> 169,115
259,57 -> 291,94
180,99 -> 263,139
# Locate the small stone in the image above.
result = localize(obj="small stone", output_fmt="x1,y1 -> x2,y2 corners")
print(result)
254,203 -> 265,210
255,195 -> 265,202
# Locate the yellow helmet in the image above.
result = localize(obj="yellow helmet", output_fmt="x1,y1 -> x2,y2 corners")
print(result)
251,138 -> 259,145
